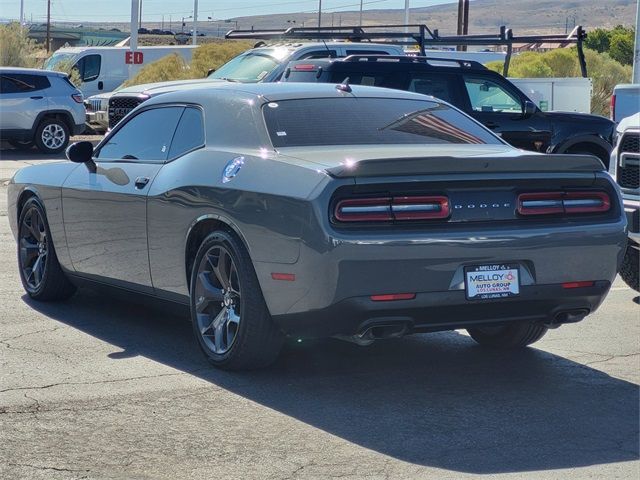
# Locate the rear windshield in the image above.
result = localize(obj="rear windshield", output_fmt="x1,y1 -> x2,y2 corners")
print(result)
263,97 -> 501,148
209,48 -> 291,82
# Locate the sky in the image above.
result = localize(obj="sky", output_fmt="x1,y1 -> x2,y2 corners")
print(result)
3,0 -> 458,23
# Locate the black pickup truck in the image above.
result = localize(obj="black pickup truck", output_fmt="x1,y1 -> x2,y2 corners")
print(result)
282,56 -> 616,166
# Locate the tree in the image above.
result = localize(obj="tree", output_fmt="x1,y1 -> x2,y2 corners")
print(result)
609,31 -> 634,65
584,28 -> 610,53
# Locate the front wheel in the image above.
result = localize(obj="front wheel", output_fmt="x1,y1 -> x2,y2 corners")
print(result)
17,198 -> 76,301
34,118 -> 70,154
467,321 -> 547,348
190,230 -> 283,370
619,243 -> 639,292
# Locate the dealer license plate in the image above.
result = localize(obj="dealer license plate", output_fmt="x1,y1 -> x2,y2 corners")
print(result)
465,264 -> 520,300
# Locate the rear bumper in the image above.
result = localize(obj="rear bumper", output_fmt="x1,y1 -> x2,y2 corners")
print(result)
86,110 -> 108,130
273,281 -> 611,338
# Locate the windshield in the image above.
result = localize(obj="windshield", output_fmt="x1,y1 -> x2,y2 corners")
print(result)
263,98 -> 502,148
43,52 -> 77,71
208,50 -> 286,82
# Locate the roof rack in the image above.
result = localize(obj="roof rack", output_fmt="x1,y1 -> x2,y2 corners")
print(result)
225,24 -> 589,78
341,55 -> 487,70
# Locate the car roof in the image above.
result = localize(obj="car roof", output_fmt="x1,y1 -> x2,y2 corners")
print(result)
0,67 -> 66,77
142,81 -> 439,106
286,55 -> 488,72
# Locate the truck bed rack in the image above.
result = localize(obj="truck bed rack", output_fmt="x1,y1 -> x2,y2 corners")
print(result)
225,24 -> 588,77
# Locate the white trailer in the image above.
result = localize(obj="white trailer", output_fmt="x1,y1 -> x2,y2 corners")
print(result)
510,77 -> 592,113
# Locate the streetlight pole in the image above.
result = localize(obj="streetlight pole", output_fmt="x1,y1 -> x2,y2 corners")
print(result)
359,0 -> 363,26
404,0 -> 410,33
193,0 -> 198,45
633,0 -> 640,82
45,0 -> 51,52
20,0 -> 24,25
317,0 -> 322,28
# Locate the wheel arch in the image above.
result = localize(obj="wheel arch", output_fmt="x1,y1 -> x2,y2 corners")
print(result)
31,110 -> 75,133
553,134 -> 612,164
184,214 -> 253,290
16,187 -> 43,225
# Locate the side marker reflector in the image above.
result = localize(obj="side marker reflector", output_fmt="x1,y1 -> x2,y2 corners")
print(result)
271,272 -> 296,281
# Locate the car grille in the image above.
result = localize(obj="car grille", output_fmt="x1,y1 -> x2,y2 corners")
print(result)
89,98 -> 103,112
618,132 -> 640,190
108,97 -> 144,128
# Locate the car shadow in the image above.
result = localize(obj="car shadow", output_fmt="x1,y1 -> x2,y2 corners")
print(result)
24,290 -> 639,474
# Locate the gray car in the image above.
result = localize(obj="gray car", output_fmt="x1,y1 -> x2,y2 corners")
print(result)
0,68 -> 86,153
8,83 -> 627,370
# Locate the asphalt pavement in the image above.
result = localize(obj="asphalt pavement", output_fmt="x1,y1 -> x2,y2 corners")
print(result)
0,146 -> 638,480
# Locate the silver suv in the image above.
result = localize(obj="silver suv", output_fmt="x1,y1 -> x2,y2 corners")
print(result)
0,68 -> 85,154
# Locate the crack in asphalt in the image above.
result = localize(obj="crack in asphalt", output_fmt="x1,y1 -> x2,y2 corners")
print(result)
584,352 -> 640,366
8,462 -> 91,474
0,327 -> 62,343
0,369 -> 208,394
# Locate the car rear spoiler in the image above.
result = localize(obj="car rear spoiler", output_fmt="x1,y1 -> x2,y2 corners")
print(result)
326,154 -> 605,178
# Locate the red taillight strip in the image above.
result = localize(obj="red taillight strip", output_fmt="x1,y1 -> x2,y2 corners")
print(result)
562,281 -> 595,289
371,293 -> 416,301
517,191 -> 610,216
335,195 -> 449,222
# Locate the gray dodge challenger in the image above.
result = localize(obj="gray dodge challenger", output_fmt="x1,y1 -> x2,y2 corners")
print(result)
8,83 -> 627,369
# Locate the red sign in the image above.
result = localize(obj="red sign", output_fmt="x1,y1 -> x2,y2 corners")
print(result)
125,51 -> 144,65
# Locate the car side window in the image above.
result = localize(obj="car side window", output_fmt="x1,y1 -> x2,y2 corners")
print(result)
168,107 -> 205,159
96,106 -> 184,162
299,50 -> 337,59
77,54 -> 101,82
464,76 -> 522,113
0,74 -> 50,93
407,74 -> 456,104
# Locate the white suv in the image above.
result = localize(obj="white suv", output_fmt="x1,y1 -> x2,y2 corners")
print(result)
0,68 -> 86,154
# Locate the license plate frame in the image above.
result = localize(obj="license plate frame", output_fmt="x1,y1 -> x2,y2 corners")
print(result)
464,264 -> 520,300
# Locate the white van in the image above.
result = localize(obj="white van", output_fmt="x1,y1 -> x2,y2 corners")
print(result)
43,46 -> 198,97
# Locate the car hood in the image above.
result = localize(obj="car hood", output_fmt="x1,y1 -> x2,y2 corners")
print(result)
113,78 -> 228,96
617,113 -> 640,133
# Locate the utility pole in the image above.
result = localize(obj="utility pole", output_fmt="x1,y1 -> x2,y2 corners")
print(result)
20,0 -> 24,25
318,0 -> 322,28
130,0 -> 139,81
633,0 -> 640,83
45,0 -> 51,52
139,0 -> 143,29
193,0 -> 198,45
404,0 -> 410,33
359,0 -> 363,26
456,0 -> 470,51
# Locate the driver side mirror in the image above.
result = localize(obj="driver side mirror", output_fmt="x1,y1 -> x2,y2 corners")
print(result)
66,141 -> 96,172
522,100 -> 536,119
207,67 -> 216,76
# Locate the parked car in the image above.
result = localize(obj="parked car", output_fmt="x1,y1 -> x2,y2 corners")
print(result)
611,84 -> 640,124
84,91 -> 113,133
106,42 -> 405,129
43,45 -> 199,97
282,56 -> 616,166
8,83 -> 626,370
609,113 -> 639,291
0,68 -> 85,154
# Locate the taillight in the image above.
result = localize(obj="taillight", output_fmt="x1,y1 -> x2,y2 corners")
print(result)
72,93 -> 83,103
610,94 -> 615,120
294,64 -> 316,71
517,191 -> 610,216
334,195 -> 449,222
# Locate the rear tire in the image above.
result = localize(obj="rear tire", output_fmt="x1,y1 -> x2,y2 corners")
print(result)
467,321 -> 547,348
34,118 -> 70,154
17,198 -> 76,301
620,243 -> 639,292
189,230 -> 283,370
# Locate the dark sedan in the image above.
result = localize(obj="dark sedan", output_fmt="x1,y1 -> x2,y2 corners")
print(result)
8,83 -> 627,369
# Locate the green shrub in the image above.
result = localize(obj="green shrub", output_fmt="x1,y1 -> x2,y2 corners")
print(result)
0,23 -> 42,68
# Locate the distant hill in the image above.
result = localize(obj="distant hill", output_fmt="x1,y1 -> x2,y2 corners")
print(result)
226,0 -> 636,36
45,0 -> 636,39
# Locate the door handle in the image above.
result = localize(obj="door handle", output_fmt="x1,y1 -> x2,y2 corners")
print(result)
30,96 -> 43,99
134,176 -> 150,189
